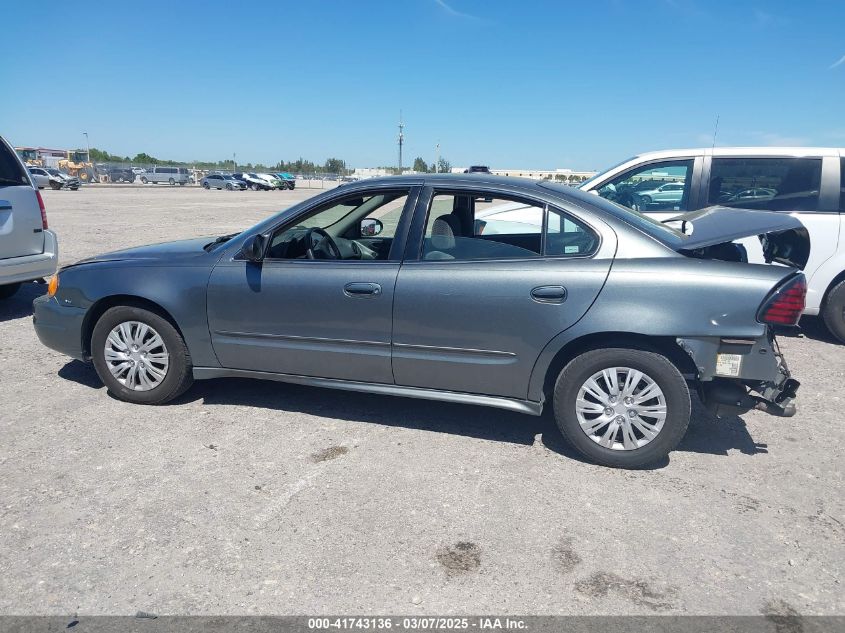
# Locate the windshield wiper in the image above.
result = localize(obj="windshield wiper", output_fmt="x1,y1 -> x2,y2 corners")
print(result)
204,233 -> 239,251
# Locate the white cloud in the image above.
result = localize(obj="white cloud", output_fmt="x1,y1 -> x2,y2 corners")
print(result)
433,0 -> 479,20
830,54 -> 845,69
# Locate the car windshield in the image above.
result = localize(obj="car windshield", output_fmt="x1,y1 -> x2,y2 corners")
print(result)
539,181 -> 687,246
46,169 -> 60,176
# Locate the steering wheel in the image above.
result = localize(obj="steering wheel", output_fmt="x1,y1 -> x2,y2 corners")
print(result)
304,227 -> 342,260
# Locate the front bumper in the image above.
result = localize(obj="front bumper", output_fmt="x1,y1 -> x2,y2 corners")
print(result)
32,293 -> 87,360
0,230 -> 59,285
678,332 -> 799,417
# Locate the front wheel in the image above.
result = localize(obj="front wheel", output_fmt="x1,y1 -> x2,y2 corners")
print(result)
0,283 -> 21,299
91,305 -> 194,404
141,176 -> 148,184
822,280 -> 845,344
169,177 -> 175,185
553,348 -> 690,468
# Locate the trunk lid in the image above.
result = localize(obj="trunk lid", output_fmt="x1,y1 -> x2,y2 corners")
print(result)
667,206 -> 810,269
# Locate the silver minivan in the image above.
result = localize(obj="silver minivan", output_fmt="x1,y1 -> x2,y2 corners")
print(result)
0,136 -> 59,299
140,166 -> 190,185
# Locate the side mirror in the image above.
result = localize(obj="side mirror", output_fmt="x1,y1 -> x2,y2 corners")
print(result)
360,218 -> 383,237
242,234 -> 267,263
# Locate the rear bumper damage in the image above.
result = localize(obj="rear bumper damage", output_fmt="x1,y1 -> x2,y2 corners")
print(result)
677,332 -> 799,418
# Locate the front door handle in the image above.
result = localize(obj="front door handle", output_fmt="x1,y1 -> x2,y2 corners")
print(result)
344,282 -> 382,297
531,285 -> 567,303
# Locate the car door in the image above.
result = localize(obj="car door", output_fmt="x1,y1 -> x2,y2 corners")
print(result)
29,168 -> 48,188
391,184 -> 616,400
206,184 -> 420,383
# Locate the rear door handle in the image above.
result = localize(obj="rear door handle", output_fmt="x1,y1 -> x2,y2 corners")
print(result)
344,282 -> 382,297
531,285 -> 567,303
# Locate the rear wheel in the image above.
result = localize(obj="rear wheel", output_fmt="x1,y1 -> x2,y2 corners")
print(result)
91,305 -> 193,404
0,283 -> 21,299
203,182 -> 210,189
639,195 -> 652,205
141,176 -> 148,184
553,348 -> 690,468
822,280 -> 845,343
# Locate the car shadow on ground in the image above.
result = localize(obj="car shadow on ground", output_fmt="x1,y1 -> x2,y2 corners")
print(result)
0,282 -> 44,323
58,363 -> 770,467
797,315 -> 840,345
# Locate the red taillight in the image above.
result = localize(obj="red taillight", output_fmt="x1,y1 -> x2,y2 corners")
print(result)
36,190 -> 48,229
758,275 -> 806,326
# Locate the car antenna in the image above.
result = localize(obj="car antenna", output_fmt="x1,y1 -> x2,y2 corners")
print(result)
711,114 -> 720,150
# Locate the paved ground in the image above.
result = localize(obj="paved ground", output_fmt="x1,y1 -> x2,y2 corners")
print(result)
0,186 -> 842,616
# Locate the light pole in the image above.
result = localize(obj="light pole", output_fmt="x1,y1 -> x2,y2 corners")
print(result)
83,132 -> 90,162
435,142 -> 440,173
233,152 -> 236,174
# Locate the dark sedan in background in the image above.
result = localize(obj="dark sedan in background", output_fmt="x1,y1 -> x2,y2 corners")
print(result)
32,175 -> 806,467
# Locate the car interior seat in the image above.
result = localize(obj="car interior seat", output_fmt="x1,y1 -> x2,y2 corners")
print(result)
426,214 -> 463,260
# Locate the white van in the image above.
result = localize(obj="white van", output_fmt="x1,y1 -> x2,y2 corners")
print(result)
579,147 -> 845,341
0,136 -> 59,299
139,166 -> 190,185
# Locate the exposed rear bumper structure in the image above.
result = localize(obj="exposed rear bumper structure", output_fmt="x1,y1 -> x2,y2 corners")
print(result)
677,332 -> 799,418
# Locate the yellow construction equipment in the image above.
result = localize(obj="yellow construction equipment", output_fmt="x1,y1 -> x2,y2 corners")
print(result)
14,147 -> 44,167
57,150 -> 95,182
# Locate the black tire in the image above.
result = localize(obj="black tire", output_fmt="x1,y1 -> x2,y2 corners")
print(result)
250,183 -> 259,191
822,280 -> 845,344
141,176 -> 148,184
91,305 -> 193,405
639,195 -> 651,205
553,347 -> 691,468
0,283 -> 21,299
169,177 -> 175,185
203,182 -> 210,189
226,183 -> 233,190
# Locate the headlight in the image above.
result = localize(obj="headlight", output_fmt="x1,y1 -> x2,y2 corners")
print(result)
47,274 -> 59,297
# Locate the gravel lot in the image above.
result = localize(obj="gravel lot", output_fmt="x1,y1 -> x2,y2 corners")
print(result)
0,185 -> 842,616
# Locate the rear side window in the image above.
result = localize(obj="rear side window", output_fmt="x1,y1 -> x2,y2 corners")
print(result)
0,141 -> 29,186
708,157 -> 822,212
421,192 -> 598,261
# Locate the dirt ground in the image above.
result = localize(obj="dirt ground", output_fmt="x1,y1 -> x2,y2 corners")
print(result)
0,185 -> 842,615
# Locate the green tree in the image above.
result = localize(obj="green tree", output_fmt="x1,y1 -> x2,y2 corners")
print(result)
412,157 -> 429,173
437,157 -> 451,173
323,157 -> 346,175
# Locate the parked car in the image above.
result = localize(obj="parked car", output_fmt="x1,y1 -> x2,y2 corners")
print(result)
44,168 -> 80,190
33,174 -> 805,468
0,135 -> 58,299
131,168 -> 147,176
139,166 -> 190,185
28,166 -> 79,190
464,165 -> 492,173
275,172 -> 296,189
580,147 -> 845,342
633,181 -> 686,208
257,173 -> 284,189
201,174 -> 246,190
233,172 -> 273,191
104,166 -> 135,183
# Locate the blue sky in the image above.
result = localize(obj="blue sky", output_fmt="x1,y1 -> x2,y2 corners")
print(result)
1,0 -> 843,170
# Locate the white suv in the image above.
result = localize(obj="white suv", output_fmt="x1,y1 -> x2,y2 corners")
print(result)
580,147 -> 845,341
0,136 -> 59,299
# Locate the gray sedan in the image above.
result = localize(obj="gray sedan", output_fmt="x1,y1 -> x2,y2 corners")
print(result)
32,175 -> 807,468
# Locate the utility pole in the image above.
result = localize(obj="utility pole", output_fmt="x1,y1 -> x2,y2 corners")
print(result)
435,142 -> 440,173
233,152 -> 237,173
83,132 -> 89,162
397,110 -> 404,174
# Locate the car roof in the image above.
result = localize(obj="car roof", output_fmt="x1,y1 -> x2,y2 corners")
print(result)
631,146 -> 844,159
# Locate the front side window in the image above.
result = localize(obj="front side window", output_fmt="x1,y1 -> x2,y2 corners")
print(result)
594,159 -> 693,213
266,190 -> 409,261
708,157 -> 822,211
421,192 -> 597,261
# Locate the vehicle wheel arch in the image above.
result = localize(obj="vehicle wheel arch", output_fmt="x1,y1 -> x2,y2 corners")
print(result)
536,331 -> 698,401
821,268 -> 845,308
82,295 -> 185,358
